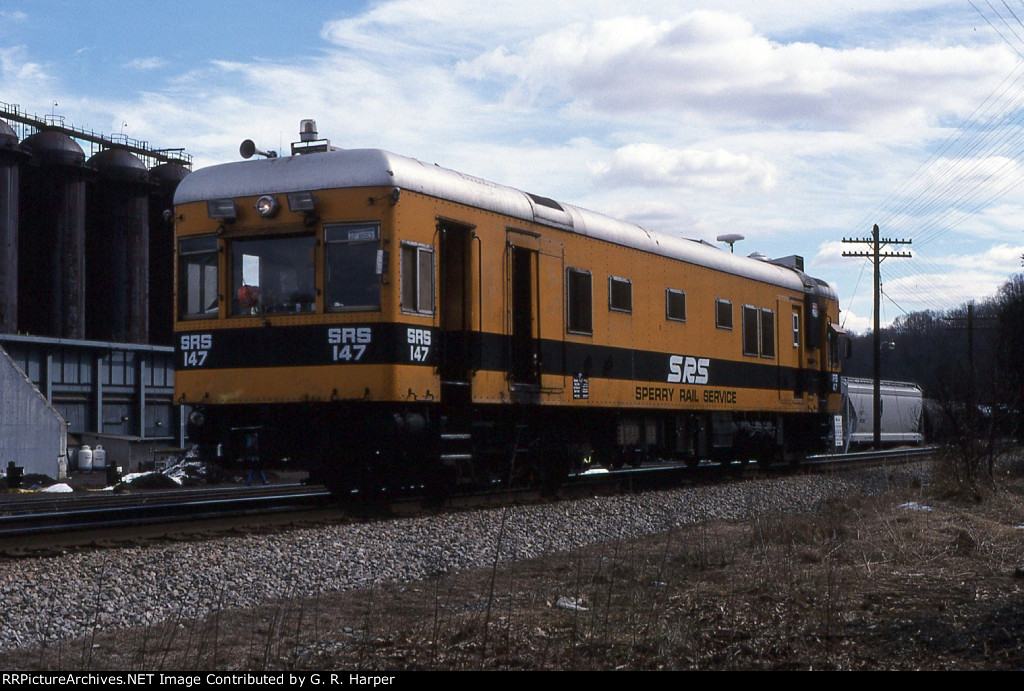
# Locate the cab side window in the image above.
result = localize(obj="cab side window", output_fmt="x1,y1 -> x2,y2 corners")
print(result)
178,236 -> 219,318
401,242 -> 435,315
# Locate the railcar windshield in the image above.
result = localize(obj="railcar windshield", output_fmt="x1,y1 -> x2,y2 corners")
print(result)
231,235 -> 316,315
325,223 -> 381,311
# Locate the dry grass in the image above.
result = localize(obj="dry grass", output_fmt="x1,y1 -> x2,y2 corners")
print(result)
4,460 -> 1024,671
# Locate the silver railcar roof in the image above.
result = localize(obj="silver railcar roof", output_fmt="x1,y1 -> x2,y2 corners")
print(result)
175,148 -> 836,299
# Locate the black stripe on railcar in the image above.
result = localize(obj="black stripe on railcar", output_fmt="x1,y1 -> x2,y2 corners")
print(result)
176,323 -> 438,370
178,325 -> 836,398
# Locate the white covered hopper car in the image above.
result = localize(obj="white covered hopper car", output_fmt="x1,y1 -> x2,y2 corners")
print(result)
841,377 -> 924,449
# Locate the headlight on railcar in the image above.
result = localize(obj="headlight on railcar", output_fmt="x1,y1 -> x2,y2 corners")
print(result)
255,195 -> 280,218
188,409 -> 206,427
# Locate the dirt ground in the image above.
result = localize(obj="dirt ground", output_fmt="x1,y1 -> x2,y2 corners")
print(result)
4,460 -> 1024,671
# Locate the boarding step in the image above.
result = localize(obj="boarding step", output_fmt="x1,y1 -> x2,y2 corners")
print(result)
439,421 -> 474,478
440,453 -> 473,463
440,433 -> 472,442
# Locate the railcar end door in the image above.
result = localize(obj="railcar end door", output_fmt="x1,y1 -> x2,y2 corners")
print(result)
792,304 -> 805,400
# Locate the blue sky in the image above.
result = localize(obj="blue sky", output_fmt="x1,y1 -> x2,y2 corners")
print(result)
3,0 -> 1024,332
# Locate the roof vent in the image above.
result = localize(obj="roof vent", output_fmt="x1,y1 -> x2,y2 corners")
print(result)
770,255 -> 805,271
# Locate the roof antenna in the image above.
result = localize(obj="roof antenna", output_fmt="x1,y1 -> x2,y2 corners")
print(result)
717,233 -> 744,253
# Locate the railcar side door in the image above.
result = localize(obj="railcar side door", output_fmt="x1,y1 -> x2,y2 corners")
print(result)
438,220 -> 475,403
508,231 -> 541,387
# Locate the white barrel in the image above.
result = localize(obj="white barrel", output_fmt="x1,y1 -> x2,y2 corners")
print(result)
92,445 -> 106,469
77,445 -> 93,472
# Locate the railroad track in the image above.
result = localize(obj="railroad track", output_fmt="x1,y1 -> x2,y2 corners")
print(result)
389,445 -> 942,511
567,445 -> 939,484
0,446 -> 938,548
803,445 -> 938,469
0,483 -> 333,541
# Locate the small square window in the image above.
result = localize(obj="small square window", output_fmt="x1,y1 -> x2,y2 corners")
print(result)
666,289 -> 686,322
609,276 -> 632,313
716,299 -> 733,330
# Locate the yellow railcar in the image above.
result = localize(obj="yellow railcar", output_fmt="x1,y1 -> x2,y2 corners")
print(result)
174,123 -> 844,492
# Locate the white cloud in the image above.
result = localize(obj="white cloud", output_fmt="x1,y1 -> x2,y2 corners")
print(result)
976,244 -> 1024,272
810,240 -> 853,268
457,10 -> 1016,131
124,57 -> 168,71
0,46 -> 55,100
839,309 -> 873,334
927,243 -> 1024,273
592,142 -> 777,192
885,269 -> 1013,308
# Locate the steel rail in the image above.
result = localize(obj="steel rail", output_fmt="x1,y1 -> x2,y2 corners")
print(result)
0,484 -> 332,539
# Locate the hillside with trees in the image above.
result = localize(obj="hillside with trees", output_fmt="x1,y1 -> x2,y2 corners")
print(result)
844,273 -> 1022,404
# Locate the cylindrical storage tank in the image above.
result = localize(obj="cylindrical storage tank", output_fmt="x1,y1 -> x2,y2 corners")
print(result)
0,120 -> 23,334
148,162 -> 190,345
77,444 -> 93,472
86,147 -> 151,343
92,444 -> 106,469
18,130 -> 87,339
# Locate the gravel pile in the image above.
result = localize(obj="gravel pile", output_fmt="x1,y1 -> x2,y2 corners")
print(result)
0,465 -> 924,652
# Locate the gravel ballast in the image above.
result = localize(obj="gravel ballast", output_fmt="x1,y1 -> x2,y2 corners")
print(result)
0,466 -> 923,653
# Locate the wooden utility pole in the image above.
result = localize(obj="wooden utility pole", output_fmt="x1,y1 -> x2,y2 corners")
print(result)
843,224 -> 912,449
944,303 -> 997,401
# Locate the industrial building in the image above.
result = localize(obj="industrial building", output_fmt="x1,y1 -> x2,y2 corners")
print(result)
0,102 -> 190,479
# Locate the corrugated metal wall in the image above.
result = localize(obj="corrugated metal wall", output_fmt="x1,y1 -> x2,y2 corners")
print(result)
0,344 -> 67,477
0,334 -> 178,441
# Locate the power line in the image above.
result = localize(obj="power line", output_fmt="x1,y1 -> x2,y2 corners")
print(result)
847,3 -> 1024,318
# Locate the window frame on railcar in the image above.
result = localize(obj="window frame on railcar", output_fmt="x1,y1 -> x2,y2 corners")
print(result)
324,222 -> 383,312
566,267 -> 594,336
400,240 -> 436,317
229,233 -> 318,316
608,275 -> 633,314
760,307 -> 776,359
177,235 -> 220,320
665,288 -> 687,323
715,298 -> 733,330
742,304 -> 777,360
